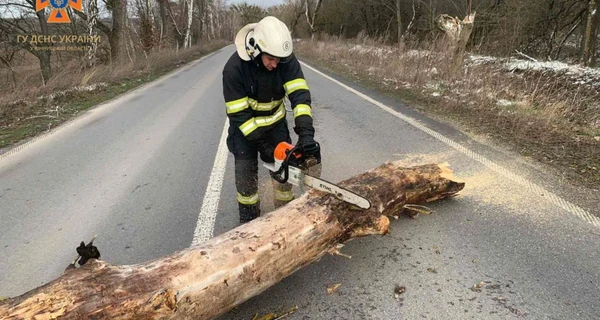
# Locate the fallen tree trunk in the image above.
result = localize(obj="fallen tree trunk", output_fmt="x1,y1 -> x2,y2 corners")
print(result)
0,161 -> 464,319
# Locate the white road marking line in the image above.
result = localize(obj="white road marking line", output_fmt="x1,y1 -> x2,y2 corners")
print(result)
301,61 -> 599,228
192,119 -> 230,246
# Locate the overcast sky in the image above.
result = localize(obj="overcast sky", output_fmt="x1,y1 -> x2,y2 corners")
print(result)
227,0 -> 285,8
0,0 -> 286,19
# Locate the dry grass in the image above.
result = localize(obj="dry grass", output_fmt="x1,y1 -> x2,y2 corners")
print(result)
0,40 -> 227,149
295,37 -> 600,188
1,40 -> 227,106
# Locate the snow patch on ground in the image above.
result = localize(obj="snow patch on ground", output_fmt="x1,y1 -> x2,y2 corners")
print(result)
426,67 -> 439,76
468,55 -> 498,65
505,59 -> 599,75
424,82 -> 443,97
468,54 -> 600,88
405,50 -> 433,58
349,44 -> 394,58
424,82 -> 441,91
496,99 -> 515,107
504,60 -> 600,87
44,83 -> 108,100
339,42 -> 600,92
342,43 -> 599,86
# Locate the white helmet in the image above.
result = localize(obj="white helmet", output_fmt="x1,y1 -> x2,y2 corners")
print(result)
235,16 -> 293,62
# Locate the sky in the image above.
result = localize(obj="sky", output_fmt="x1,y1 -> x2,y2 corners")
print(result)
227,0 -> 286,8
0,0 -> 286,19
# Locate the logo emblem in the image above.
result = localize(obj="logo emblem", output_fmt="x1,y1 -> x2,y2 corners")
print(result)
283,41 -> 291,51
36,0 -> 83,23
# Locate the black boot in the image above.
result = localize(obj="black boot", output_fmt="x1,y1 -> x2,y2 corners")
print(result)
239,202 -> 261,224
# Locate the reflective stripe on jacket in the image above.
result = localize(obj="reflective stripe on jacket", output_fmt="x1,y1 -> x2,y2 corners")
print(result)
222,52 -> 314,144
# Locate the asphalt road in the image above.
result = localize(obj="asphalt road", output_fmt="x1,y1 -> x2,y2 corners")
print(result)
1,45 -> 599,319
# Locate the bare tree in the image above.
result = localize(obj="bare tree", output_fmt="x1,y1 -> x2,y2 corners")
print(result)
231,2 -> 267,26
555,10 -> 585,60
0,40 -> 17,89
157,0 -> 170,47
436,11 -> 476,72
395,0 -> 417,43
287,0 -> 305,36
192,0 -> 204,43
134,0 -> 155,52
164,0 -> 184,46
30,0 -> 51,83
184,0 -> 194,47
103,0 -> 129,63
592,0 -> 600,64
86,0 -> 99,66
204,0 -> 215,40
583,0 -> 597,65
396,0 -> 402,43
304,0 -> 324,40
0,0 -> 52,84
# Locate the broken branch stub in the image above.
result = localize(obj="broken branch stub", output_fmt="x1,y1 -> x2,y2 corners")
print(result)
436,12 -> 476,69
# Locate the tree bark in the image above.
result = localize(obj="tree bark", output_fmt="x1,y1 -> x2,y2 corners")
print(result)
290,0 -> 304,37
405,0 -> 417,41
583,0 -> 597,65
396,0 -> 402,44
109,0 -> 128,64
194,0 -> 205,42
184,0 -> 194,48
0,161 -> 464,320
12,0 -> 53,84
0,55 -> 17,89
429,0 -> 435,31
158,0 -> 169,47
208,3 -> 216,41
73,10 -> 112,36
555,13 -> 584,60
164,0 -> 185,46
33,5 -> 52,84
436,12 -> 476,72
592,2 -> 600,64
86,0 -> 99,67
305,0 -> 324,40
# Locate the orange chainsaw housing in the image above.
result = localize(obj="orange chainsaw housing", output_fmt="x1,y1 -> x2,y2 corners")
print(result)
274,142 -> 302,162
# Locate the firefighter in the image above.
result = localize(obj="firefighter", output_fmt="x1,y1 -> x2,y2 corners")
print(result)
222,16 -> 320,223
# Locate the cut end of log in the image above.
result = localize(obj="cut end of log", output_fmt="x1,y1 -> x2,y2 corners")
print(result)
437,162 -> 463,183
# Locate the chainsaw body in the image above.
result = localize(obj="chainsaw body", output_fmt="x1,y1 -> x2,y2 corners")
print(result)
264,142 -> 371,209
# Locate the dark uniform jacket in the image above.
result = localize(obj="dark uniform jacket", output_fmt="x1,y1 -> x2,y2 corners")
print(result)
222,52 -> 314,146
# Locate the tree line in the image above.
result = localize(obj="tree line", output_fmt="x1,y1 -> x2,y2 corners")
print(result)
0,0 -> 597,89
263,0 -> 598,65
0,0 -> 239,85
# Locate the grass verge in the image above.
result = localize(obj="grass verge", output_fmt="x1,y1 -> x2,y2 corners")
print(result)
0,40 -> 228,152
295,38 -> 599,189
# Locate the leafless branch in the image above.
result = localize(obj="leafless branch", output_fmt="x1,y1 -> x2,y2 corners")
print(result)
515,50 -> 539,62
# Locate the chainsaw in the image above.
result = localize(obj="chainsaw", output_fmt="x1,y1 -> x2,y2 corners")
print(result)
263,142 -> 371,210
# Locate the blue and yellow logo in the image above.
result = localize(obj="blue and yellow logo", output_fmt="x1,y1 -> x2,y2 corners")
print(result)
36,0 -> 83,24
